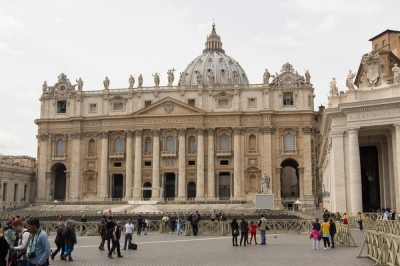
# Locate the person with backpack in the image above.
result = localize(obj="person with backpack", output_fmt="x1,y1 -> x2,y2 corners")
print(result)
62,220 -> 77,261
108,221 -> 123,259
258,214 -> 267,245
105,216 -> 115,251
26,218 -> 51,266
10,221 -> 32,266
51,222 -> 65,260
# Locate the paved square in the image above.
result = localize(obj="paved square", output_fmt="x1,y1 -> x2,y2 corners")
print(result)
46,229 -> 373,266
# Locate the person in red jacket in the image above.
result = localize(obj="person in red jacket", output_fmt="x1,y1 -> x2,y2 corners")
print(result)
249,220 -> 258,245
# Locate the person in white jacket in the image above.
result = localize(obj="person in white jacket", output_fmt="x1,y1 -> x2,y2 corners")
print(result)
11,221 -> 32,266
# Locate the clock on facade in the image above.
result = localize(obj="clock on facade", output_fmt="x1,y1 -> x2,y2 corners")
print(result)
281,73 -> 294,84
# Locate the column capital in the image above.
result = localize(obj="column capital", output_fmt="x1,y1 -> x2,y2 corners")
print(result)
196,127 -> 205,135
302,126 -> 313,134
275,167 -> 281,174
99,131 -> 109,139
70,131 -> 84,139
331,130 -> 345,137
177,128 -> 186,136
134,129 -> 143,136
233,127 -> 241,135
38,133 -> 49,141
206,128 -> 215,134
347,127 -> 360,134
152,128 -> 161,136
393,124 -> 400,131
126,130 -> 134,138
261,126 -> 275,134
298,167 -> 304,174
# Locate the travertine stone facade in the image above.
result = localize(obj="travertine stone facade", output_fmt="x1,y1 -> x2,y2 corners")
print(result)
35,25 -> 318,208
0,156 -> 36,208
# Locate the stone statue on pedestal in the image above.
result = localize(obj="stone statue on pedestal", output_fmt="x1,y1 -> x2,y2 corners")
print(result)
261,172 -> 270,194
329,77 -> 338,96
305,70 -> 311,84
207,70 -> 214,85
179,72 -> 187,85
233,71 -> 240,84
346,70 -> 356,90
76,78 -> 83,91
167,69 -> 175,86
103,77 -> 110,90
263,69 -> 270,85
129,75 -> 135,89
392,64 -> 400,84
153,73 -> 160,86
138,74 -> 143,88
195,71 -> 203,85
42,81 -> 48,94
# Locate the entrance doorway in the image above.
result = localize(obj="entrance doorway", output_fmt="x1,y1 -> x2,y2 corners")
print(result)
187,182 -> 196,198
280,159 -> 299,207
165,173 -> 175,198
53,163 -> 66,200
219,172 -> 230,198
360,146 -> 380,211
112,174 -> 123,199
143,182 -> 152,199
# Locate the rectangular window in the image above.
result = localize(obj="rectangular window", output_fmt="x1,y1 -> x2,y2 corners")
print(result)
248,98 -> 256,108
89,104 -> 97,112
57,101 -> 67,113
113,103 -> 123,111
113,162 -> 122,167
144,101 -> 152,108
382,40 -> 386,47
375,44 -> 378,50
3,183 -> 7,201
283,92 -> 293,106
218,99 -> 229,107
220,160 -> 229,165
188,99 -> 195,107
144,161 -> 152,166
188,160 -> 196,166
14,184 -> 18,202
145,142 -> 152,153
23,185 -> 27,201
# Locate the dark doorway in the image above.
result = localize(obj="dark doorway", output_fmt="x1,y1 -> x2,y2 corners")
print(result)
54,164 -> 66,200
165,173 -> 175,198
360,146 -> 380,211
219,172 -> 230,198
112,174 -> 123,199
280,159 -> 299,198
187,182 -> 196,198
143,182 -> 152,199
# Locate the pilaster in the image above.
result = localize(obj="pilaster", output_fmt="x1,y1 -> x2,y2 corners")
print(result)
134,129 -> 142,201
151,129 -> 160,201
100,131 -> 109,199
207,128 -> 215,199
348,128 -> 362,214
125,130 -> 133,199
196,128 -> 205,200
177,128 -> 186,200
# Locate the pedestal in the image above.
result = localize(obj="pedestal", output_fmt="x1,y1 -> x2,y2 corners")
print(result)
255,194 -> 275,210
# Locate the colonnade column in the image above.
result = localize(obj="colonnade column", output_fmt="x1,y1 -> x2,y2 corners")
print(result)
177,128 -> 186,200
386,132 -> 396,208
233,127 -> 241,199
331,131 -> 346,212
348,128 -> 362,214
100,131 -> 109,199
207,128 -> 215,199
301,127 -> 313,203
134,129 -> 142,201
196,128 -> 205,200
262,127 -> 273,194
394,125 -> 400,209
70,132 -> 83,200
391,128 -> 398,210
37,133 -> 49,203
379,140 -> 390,208
151,129 -> 160,200
125,131 -> 133,199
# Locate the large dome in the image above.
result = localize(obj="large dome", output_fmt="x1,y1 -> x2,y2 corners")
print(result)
181,24 -> 249,86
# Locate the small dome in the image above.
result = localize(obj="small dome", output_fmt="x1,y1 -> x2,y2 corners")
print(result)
181,24 -> 249,86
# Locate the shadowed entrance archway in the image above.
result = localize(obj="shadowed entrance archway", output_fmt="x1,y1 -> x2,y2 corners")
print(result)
280,159 -> 299,208
53,163 -> 66,200
187,182 -> 196,198
143,182 -> 152,199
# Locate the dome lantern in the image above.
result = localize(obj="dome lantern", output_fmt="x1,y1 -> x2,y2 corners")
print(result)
203,23 -> 225,54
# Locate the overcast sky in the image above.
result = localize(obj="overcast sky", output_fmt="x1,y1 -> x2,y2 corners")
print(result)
1,0 -> 399,157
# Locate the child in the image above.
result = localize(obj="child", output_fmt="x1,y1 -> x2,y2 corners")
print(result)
249,220 -> 258,245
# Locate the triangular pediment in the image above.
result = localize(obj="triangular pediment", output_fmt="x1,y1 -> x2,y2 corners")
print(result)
133,97 -> 206,116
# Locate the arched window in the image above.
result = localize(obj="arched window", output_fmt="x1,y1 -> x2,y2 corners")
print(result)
249,135 -> 256,151
114,137 -> 123,153
284,133 -> 294,151
88,139 -> 96,155
220,134 -> 229,150
145,137 -> 152,153
166,136 -> 174,151
87,176 -> 95,192
56,139 -> 64,155
188,136 -> 196,152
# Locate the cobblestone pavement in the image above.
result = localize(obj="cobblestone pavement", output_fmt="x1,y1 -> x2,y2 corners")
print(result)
47,229 -> 373,266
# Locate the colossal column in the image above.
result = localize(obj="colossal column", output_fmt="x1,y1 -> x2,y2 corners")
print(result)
386,132 -> 396,208
262,127 -> 273,193
331,131 -> 346,211
100,131 -> 109,198
302,126 -> 313,203
348,128 -> 362,214
233,127 -> 241,199
196,128 -> 205,199
134,129 -> 142,201
37,133 -> 49,203
177,128 -> 186,200
70,132 -> 83,200
151,129 -> 160,200
394,125 -> 400,209
125,130 -> 133,199
207,128 -> 215,199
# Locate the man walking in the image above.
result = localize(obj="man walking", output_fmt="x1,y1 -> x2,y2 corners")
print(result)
81,215 -> 87,234
108,221 -> 123,258
105,216 -> 115,251
62,220 -> 77,261
258,214 -> 267,245
137,215 -> 143,235
123,219 -> 134,250
239,217 -> 249,246
192,214 -> 199,236
26,218 -> 51,266
10,221 -> 32,266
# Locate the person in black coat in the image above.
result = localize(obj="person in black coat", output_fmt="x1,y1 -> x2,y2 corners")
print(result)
329,217 -> 337,248
105,216 -> 115,251
0,230 -> 9,266
231,218 -> 239,246
51,222 -> 65,260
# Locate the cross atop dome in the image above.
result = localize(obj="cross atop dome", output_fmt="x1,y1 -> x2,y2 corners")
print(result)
203,22 -> 225,54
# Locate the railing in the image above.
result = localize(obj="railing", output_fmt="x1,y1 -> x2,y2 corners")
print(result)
187,151 -> 196,155
52,154 -> 67,160
109,153 -> 125,159
161,151 -> 177,158
374,220 -> 400,235
216,150 -> 232,157
333,222 -> 357,247
348,216 -> 373,230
